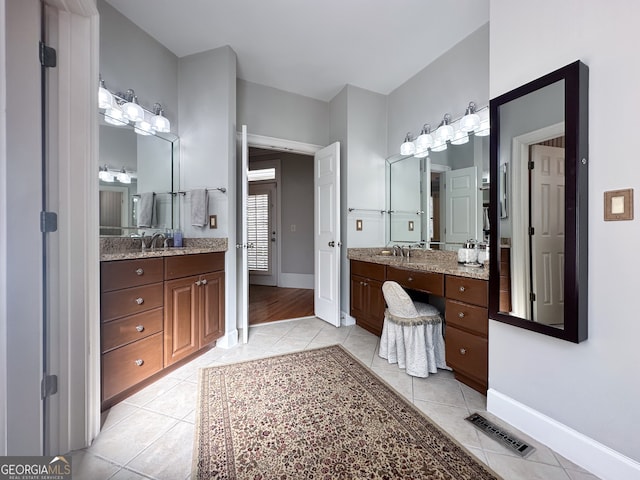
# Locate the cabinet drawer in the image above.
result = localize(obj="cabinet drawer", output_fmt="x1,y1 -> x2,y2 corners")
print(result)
445,276 -> 488,307
102,332 -> 163,402
445,299 -> 488,337
101,283 -> 164,322
165,252 -> 225,280
101,308 -> 164,353
101,258 -> 163,292
445,326 -> 487,385
387,266 -> 444,296
350,260 -> 385,281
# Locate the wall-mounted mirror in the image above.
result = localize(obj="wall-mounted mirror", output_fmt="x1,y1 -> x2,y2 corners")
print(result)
489,60 -> 588,343
387,134 -> 489,248
99,113 -> 179,236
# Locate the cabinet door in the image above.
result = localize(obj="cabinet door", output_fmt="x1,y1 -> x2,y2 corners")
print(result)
164,276 -> 199,366
350,274 -> 367,319
366,279 -> 385,336
200,271 -> 225,347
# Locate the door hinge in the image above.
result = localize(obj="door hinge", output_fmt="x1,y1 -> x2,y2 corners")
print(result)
528,226 -> 535,235
530,292 -> 536,302
40,211 -> 58,233
528,161 -> 535,170
39,41 -> 57,68
41,374 -> 58,399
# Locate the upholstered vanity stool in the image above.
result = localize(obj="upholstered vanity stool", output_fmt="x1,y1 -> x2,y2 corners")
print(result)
379,281 -> 448,377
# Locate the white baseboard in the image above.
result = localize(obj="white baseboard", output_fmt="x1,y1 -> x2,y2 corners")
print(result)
341,312 -> 356,327
487,389 -> 640,480
278,273 -> 314,289
215,329 -> 238,349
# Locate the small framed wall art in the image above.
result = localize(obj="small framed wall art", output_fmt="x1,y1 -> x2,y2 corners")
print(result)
604,188 -> 633,221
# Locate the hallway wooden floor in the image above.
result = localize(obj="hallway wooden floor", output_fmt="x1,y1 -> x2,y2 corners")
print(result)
249,285 -> 314,325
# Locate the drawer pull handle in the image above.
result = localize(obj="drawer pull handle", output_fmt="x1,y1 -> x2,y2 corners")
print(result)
201,279 -> 208,285
135,268 -> 144,276
135,325 -> 144,332
458,312 -> 465,318
459,286 -> 466,292
134,359 -> 144,366
407,276 -> 413,282
135,297 -> 144,305
460,348 -> 467,355
363,282 -> 368,287
195,280 -> 202,286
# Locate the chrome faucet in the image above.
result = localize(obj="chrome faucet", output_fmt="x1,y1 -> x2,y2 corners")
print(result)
393,245 -> 404,257
149,232 -> 166,251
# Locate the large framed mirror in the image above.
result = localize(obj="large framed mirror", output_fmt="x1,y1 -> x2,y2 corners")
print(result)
99,113 -> 180,236
489,60 -> 588,343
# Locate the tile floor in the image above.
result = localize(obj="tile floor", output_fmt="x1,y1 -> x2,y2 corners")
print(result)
71,317 -> 601,480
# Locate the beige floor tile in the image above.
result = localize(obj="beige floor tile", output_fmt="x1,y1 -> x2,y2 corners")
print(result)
565,469 -> 601,480
413,376 -> 467,408
101,402 -> 139,432
459,382 -> 487,412
485,452 -> 572,480
143,381 -> 197,419
88,409 -> 178,465
127,421 -> 194,480
464,445 -> 490,465
370,366 -> 413,400
109,468 -> 152,479
413,400 -> 481,449
267,336 -> 312,354
249,320 -> 297,336
69,450 -> 120,480
123,376 -> 181,407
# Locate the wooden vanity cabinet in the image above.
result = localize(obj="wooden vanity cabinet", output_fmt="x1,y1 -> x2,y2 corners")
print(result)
164,253 -> 225,366
350,260 -> 386,336
444,275 -> 488,393
100,258 -> 165,408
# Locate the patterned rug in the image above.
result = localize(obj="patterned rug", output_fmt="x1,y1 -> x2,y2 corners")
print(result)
193,345 -> 501,480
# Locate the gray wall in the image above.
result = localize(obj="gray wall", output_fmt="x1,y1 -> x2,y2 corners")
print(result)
98,0 -> 179,129
280,154 -> 314,275
490,0 -> 640,469
387,23 -> 489,158
237,79 -> 329,146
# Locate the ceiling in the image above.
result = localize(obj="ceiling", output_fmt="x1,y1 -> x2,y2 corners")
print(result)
105,0 -> 489,102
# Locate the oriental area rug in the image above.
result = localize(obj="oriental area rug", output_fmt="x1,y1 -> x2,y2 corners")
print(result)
193,345 -> 501,480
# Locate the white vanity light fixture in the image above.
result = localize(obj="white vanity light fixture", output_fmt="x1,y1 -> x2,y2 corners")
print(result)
134,110 -> 154,136
116,168 -> 131,184
414,124 -> 433,157
460,101 -> 480,132
475,108 -> 490,136
400,132 -> 416,155
121,89 -> 144,123
104,104 -> 128,126
98,77 -> 113,110
451,128 -> 469,145
431,138 -> 447,152
435,114 -> 454,143
151,103 -> 171,133
98,165 -> 115,183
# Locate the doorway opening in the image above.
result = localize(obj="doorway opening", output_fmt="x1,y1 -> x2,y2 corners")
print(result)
247,148 -> 315,325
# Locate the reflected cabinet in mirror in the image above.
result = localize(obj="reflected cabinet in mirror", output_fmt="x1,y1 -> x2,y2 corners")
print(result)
489,60 -> 588,343
99,113 -> 180,236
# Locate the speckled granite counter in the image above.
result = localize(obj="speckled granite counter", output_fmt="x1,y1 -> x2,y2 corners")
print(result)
347,247 -> 489,280
100,237 -> 228,261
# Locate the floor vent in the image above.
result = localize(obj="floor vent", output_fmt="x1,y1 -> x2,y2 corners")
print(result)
466,413 -> 535,457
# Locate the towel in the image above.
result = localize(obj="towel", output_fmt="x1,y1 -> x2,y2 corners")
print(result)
191,189 -> 208,227
137,192 -> 155,227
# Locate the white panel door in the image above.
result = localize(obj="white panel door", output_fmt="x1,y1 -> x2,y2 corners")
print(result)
314,142 -> 341,326
445,166 -> 478,245
238,125 -> 249,343
531,145 -> 565,325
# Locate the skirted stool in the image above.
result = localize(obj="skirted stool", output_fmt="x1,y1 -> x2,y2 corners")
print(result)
378,280 -> 449,377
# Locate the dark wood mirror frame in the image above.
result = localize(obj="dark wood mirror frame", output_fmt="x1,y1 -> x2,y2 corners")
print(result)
489,60 -> 589,343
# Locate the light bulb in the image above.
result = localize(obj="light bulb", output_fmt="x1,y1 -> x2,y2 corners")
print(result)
414,124 -> 433,157
460,102 -> 480,132
116,169 -> 131,184
436,114 -> 454,143
122,91 -> 144,122
104,105 -> 127,126
98,80 -> 113,110
99,167 -> 114,182
151,104 -> 171,133
400,133 -> 416,156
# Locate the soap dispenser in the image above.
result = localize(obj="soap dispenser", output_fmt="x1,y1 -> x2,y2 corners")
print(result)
457,239 -> 478,264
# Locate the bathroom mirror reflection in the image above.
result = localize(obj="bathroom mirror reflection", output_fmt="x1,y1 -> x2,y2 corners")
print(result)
489,60 -> 588,343
387,134 -> 489,249
98,113 -> 180,236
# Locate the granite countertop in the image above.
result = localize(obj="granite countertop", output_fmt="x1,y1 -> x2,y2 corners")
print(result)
348,247 -> 489,280
100,237 -> 228,262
